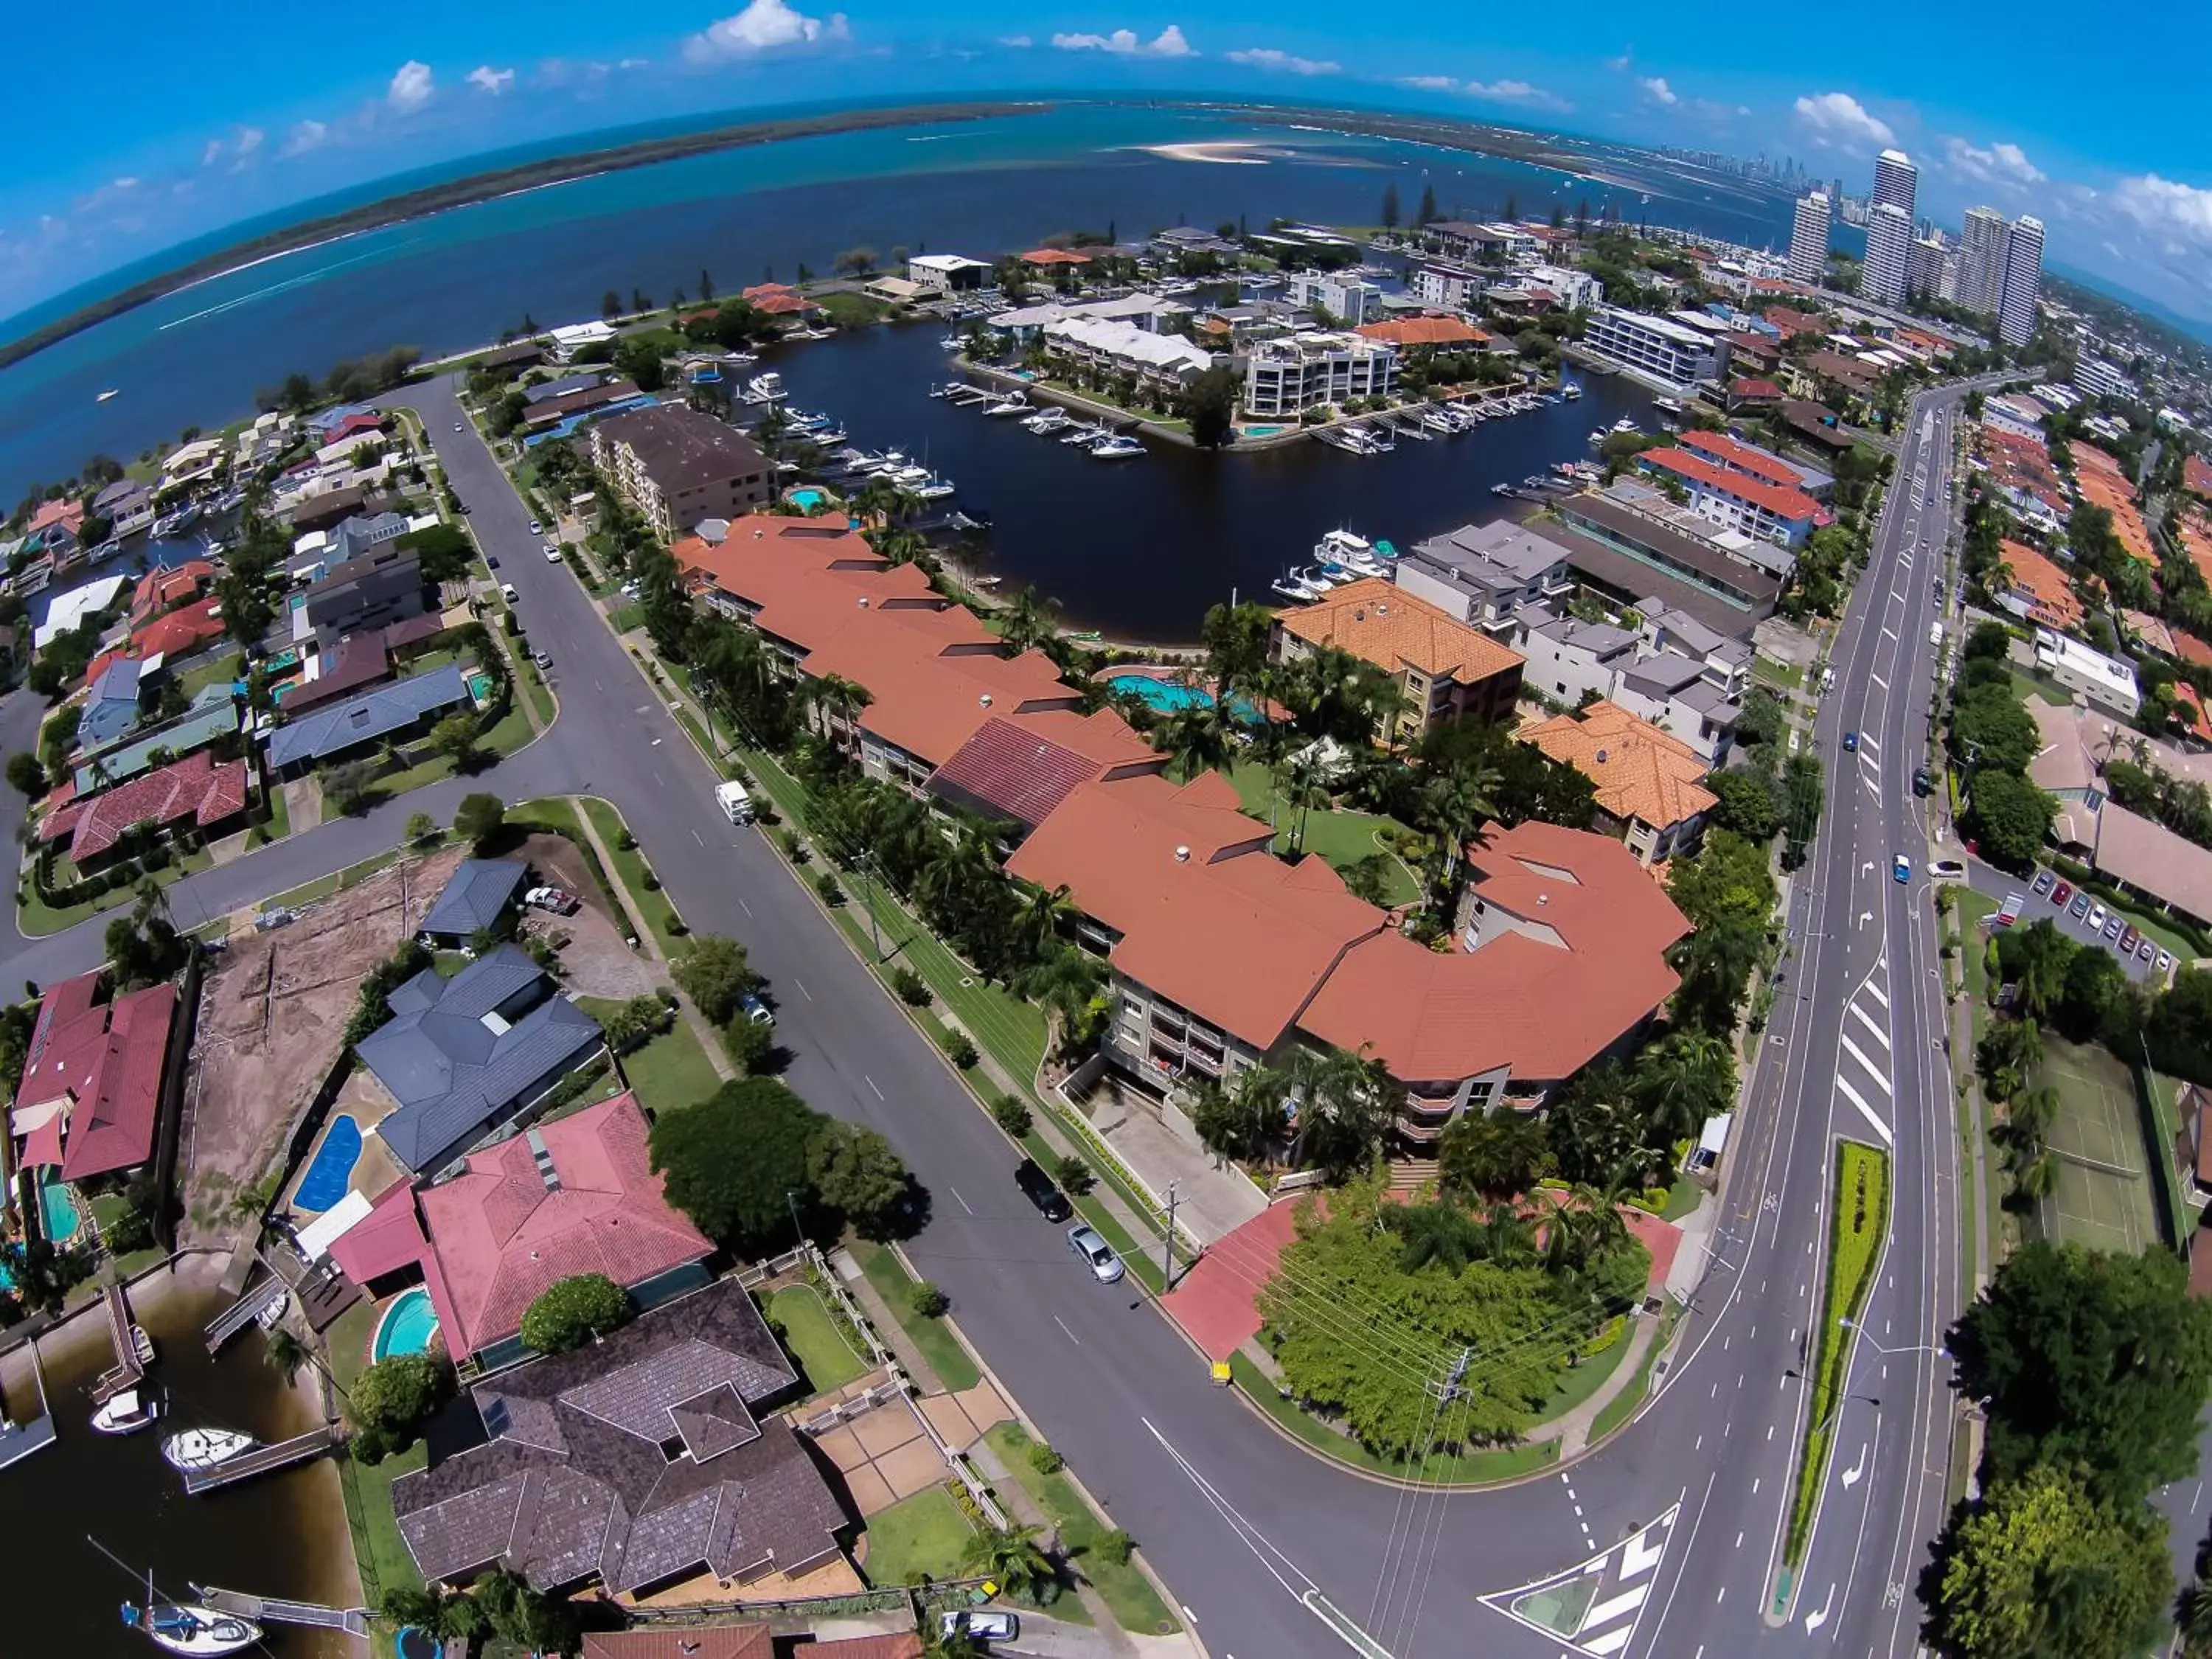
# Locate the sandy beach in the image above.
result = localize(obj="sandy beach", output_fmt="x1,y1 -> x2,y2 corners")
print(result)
1141,141 -> 1270,165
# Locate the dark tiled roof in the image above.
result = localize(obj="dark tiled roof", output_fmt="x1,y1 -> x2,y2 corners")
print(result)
394,1280 -> 842,1595
265,664 -> 470,769
420,858 -> 528,940
594,406 -> 768,493
927,716 -> 1103,832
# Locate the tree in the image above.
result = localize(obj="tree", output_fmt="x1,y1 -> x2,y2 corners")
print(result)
1964,770 -> 2055,872
806,1120 -> 911,1237
348,1351 -> 453,1460
1949,1241 -> 2212,1503
1704,768 -> 1779,841
1417,183 -> 1439,225
649,1078 -> 824,1253
2000,919 -> 2076,1023
4,752 -> 44,799
1437,1109 -> 1546,1200
1183,363 -> 1242,449
1950,682 -> 2041,776
601,289 -> 622,319
670,933 -> 754,1024
263,1326 -> 310,1384
1921,1463 -> 2171,1659
453,791 -> 504,848
964,1523 -> 1060,1604
1380,184 -> 1401,229
428,712 -> 481,773
518,1273 -> 633,1353
1631,1029 -> 1736,1147
403,810 -> 439,846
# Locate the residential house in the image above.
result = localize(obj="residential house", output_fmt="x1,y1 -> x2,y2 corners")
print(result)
77,658 -> 145,749
1019,247 -> 1092,271
356,943 -> 606,1175
1777,400 -> 1855,456
9,970 -> 179,1181
1428,221 -> 1538,261
1993,539 -> 2084,633
1392,520 -> 1576,639
326,1092 -> 714,1367
263,665 -> 473,776
1725,377 -> 1784,414
905,253 -> 992,294
1517,619 -> 1736,763
282,614 -> 443,714
2034,627 -> 2140,718
1676,430 -> 1834,504
417,859 -> 529,950
391,1278 -> 844,1596
1522,700 -> 1717,864
72,685 -> 242,793
1519,616 -> 1641,708
520,379 -> 644,434
161,438 -> 226,492
299,546 -> 432,642
94,480 -> 156,539
1242,332 -> 1399,419
1271,577 -> 1526,739
589,406 -> 772,538
1354,316 -> 1492,354
1635,599 -> 1752,695
127,560 -> 214,629
33,574 -> 127,652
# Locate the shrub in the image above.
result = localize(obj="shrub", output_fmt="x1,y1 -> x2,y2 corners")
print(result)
104,1207 -> 155,1255
1027,1440 -> 1065,1475
1096,1528 -> 1134,1566
891,966 -> 931,1006
813,871 -> 844,907
519,1273 -> 633,1353
908,1279 -> 949,1318
992,1094 -> 1033,1138
720,1014 -> 776,1076
1054,1155 -> 1096,1196
777,827 -> 808,864
945,1033 -> 979,1070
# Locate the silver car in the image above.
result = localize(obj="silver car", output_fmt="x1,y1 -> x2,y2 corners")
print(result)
1068,1223 -> 1124,1284
942,1610 -> 1020,1644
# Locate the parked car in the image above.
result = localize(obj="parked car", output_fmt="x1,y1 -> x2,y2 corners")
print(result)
1843,731 -> 1859,751
453,422 -> 464,433
1929,858 -> 1967,880
2138,938 -> 2157,963
1893,854 -> 1911,884
2070,892 -> 2091,919
2088,903 -> 2109,931
501,582 -> 519,602
2104,916 -> 2125,942
532,650 -> 553,669
2051,881 -> 2072,906
543,543 -> 563,563
1912,768 -> 1933,797
2031,870 -> 2054,896
2159,950 -> 2176,973
1014,1159 -> 1071,1222
942,1610 -> 1020,1644
739,991 -> 773,1026
2120,925 -> 2141,953
528,519 -> 542,535
524,886 -> 578,915
1068,1223 -> 1124,1284
487,554 -> 500,569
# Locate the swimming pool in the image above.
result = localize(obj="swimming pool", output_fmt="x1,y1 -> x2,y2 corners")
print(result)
1107,672 -> 1209,713
372,1288 -> 442,1361
788,487 -> 828,512
41,1180 -> 80,1245
293,1116 -> 361,1214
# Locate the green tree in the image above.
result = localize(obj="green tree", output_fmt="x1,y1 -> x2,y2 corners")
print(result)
963,1523 -> 1060,1605
321,758 -> 379,816
805,1120 -> 911,1237
518,1273 -> 633,1353
670,933 -> 755,1024
428,712 -> 481,773
1417,183 -> 1438,225
1950,682 -> 2041,776
1964,770 -> 2056,872
648,1077 -> 824,1253
403,810 -> 439,846
1630,1029 -> 1737,1147
4,752 -> 44,799
348,1351 -> 453,1460
453,790 -> 504,848
1437,1108 -> 1546,1200
1704,768 -> 1779,841
1380,184 -> 1401,229
1183,363 -> 1242,449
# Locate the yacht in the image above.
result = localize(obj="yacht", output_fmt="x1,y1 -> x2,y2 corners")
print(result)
939,333 -> 965,349
889,465 -> 932,487
1020,407 -> 1071,434
1560,382 -> 1582,400
801,422 -> 846,446
1609,416 -> 1641,434
119,1598 -> 262,1657
93,1388 -> 160,1435
1272,569 -> 1326,602
1360,422 -> 1396,453
1315,529 -> 1382,577
1060,421 -> 1103,445
740,372 -> 787,405
1491,481 -> 1514,496
983,392 -> 1029,416
1652,394 -> 1686,415
1091,434 -> 1144,460
912,476 -> 956,501
161,1427 -> 257,1474
1421,406 -> 1460,434
97,389 -> 119,403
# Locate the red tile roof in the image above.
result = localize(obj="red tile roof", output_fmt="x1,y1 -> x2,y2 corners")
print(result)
1729,378 -> 1782,400
2187,453 -> 2212,502
928,715 -> 1138,830
1677,429 -> 1805,490
1998,538 -> 2082,630
86,596 -> 229,688
1639,447 -> 1823,524
582,1626 -> 773,1659
410,1093 -> 712,1359
751,292 -> 818,316
10,971 -> 176,1179
38,750 -> 249,861
1355,316 -> 1492,349
1021,248 -> 1092,265
28,498 -> 84,535
129,560 -> 213,625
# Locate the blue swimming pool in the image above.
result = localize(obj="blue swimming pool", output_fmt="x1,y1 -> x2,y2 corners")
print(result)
293,1115 -> 361,1214
40,1179 -> 80,1245
1106,674 -> 1260,725
788,487 -> 828,512
373,1288 -> 442,1361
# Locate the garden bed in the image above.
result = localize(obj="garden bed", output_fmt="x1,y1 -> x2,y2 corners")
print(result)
1785,1140 -> 1889,1564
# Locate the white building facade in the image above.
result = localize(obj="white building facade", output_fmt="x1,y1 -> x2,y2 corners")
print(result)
1997,216 -> 2045,348
1242,333 -> 1399,417
1581,307 -> 1729,389
1788,192 -> 1832,284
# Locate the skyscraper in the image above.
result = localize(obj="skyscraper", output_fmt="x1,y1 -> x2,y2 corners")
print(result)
1872,149 -> 1919,220
1997,215 -> 2045,348
1863,203 -> 1913,305
1958,206 -> 2008,314
1908,235 -> 1948,299
1789,192 -> 1832,283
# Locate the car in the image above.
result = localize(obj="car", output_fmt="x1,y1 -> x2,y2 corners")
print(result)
527,520 -> 542,535
738,991 -> 773,1026
453,422 -> 464,433
941,1610 -> 1020,1644
524,885 -> 578,914
2121,925 -> 2141,953
621,580 -> 641,598
2139,938 -> 2157,962
1068,1222 -> 1124,1284
2160,950 -> 2176,973
500,582 -> 519,603
1843,731 -> 1859,752
2104,916 -> 2125,942
1929,858 -> 1966,880
2051,881 -> 2072,905
544,543 -> 563,563
2031,870 -> 2054,896
532,650 -> 553,669
2088,903 -> 2109,931
2070,892 -> 2092,919
487,554 -> 500,569
1893,854 -> 1911,884
1912,768 -> 1933,797
1013,1159 -> 1072,1222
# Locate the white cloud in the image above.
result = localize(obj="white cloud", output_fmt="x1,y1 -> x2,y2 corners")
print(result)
619,56 -> 650,69
1638,75 -> 1677,106
282,119 -> 330,157
467,64 -> 516,95
684,0 -> 851,60
201,139 -> 223,167
388,60 -> 434,113
1792,91 -> 1895,150
1604,50 -> 1633,72
1051,25 -> 1194,57
112,177 -> 139,190
998,33 -> 1033,47
1940,136 -> 2044,189
1225,46 -> 1338,75
1398,74 -> 1458,91
1464,79 -> 1568,111
2111,174 -> 2212,251
235,126 -> 264,159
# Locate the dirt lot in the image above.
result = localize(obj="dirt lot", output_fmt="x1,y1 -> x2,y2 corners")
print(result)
179,846 -> 467,1246
509,830 -> 659,999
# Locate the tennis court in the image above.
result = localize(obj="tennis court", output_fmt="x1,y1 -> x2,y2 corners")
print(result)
2034,1037 -> 2158,1253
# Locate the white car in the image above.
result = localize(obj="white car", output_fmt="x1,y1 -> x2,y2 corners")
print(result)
527,519 -> 542,535
543,543 -> 563,563
942,1610 -> 1019,1644
1928,859 -> 1966,880
1068,1223 -> 1124,1284
453,422 -> 464,433
2088,903 -> 2109,932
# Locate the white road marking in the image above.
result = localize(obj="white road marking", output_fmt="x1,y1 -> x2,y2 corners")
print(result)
1839,1034 -> 1891,1093
739,897 -> 753,917
794,978 -> 814,1001
948,1186 -> 974,1214
1837,1074 -> 1894,1146
1864,977 -> 1889,1009
1053,1313 -> 1082,1345
1850,1003 -> 1891,1049
1881,626 -> 1899,641
1857,733 -> 1881,757
866,1076 -> 885,1100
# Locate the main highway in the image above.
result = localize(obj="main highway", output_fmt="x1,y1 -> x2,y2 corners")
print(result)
0,375 -> 1986,1658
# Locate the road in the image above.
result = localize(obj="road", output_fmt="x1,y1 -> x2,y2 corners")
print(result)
0,375 -> 1990,1658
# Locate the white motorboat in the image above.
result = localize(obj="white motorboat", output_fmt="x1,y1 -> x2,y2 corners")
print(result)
1560,382 -> 1582,399
131,1324 -> 155,1366
1090,434 -> 1144,460
161,1427 -> 258,1473
1020,407 -> 1070,434
97,389 -> 119,403
1060,422 -> 1102,445
1315,530 -> 1383,577
254,1289 -> 290,1331
740,372 -> 787,405
93,1388 -> 160,1435
911,476 -> 956,500
1272,571 -> 1325,602
120,1596 -> 262,1656
889,465 -> 931,487
1652,394 -> 1686,414
983,392 -> 1029,416
939,334 -> 965,349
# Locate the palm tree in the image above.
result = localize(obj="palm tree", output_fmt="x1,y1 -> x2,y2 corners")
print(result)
1009,883 -> 1074,967
1418,759 -> 1499,917
1438,1109 -> 1545,1201
264,1326 -> 310,1384
2015,1149 -> 2059,1203
962,1523 -> 1058,1604
1015,946 -> 1108,1056
1157,699 -> 1234,784
2179,1576 -> 2212,1659
1631,1031 -> 1736,1146
998,586 -> 1058,655
1283,1045 -> 1394,1179
802,674 -> 872,748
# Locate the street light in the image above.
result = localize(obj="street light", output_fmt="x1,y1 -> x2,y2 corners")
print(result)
1839,1318 -> 1947,1360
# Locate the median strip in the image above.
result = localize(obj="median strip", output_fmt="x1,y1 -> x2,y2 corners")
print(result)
1785,1138 -> 1890,1565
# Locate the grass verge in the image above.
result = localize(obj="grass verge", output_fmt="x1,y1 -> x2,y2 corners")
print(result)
768,1282 -> 871,1395
1784,1139 -> 1889,1565
851,1239 -> 981,1391
859,1484 -> 974,1588
18,846 -> 215,936
578,797 -> 686,956
982,1421 -> 1179,1635
1228,1351 -> 1559,1483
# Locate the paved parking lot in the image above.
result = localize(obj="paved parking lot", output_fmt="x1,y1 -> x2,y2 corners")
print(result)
1958,858 -> 2172,981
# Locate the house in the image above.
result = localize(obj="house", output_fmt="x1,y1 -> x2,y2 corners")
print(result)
2034,627 -> 2140,718
1994,539 -> 2084,633
34,574 -> 128,651
1020,247 -> 1092,270
1726,377 -> 1784,413
1242,332 -> 1399,418
547,320 -> 619,361
263,664 -> 473,775
72,684 -> 243,792
1409,262 -> 1486,313
589,406 -> 772,538
1635,599 -> 1752,695
417,859 -> 529,949
391,1277 -> 845,1596
285,486 -> 372,535
127,560 -> 214,628
9,970 -> 178,1181
326,1093 -> 714,1366
905,253 -> 992,294
77,658 -> 144,749
1610,650 -> 1739,765
1271,577 -> 1526,740
1675,430 -> 1834,504
1520,617 -> 1641,708
1522,700 -> 1718,865
161,438 -> 226,491
1777,400 -> 1854,455
327,512 -> 413,566
1392,521 -> 1576,637
300,546 -> 432,641
1037,316 -> 1215,394
281,615 -> 442,714
356,943 -> 606,1175
1354,316 -> 1492,352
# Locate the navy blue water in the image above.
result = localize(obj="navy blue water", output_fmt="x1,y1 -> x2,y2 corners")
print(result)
0,103 -> 1792,500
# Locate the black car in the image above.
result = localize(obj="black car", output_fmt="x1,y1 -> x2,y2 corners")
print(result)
1013,1159 -> 1071,1222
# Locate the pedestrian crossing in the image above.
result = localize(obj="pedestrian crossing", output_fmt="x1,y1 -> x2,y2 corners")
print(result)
1479,1503 -> 1681,1658
1837,957 -> 1895,1147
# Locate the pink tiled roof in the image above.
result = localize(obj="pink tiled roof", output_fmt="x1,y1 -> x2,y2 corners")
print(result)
40,751 -> 248,861
10,971 -> 177,1179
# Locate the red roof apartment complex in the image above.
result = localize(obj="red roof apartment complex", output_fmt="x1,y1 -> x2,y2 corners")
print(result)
9,970 -> 178,1180
1636,445 -> 1829,547
1271,576 -> 1526,737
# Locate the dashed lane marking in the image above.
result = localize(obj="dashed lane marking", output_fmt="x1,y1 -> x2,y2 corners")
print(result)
1478,1503 -> 1681,1659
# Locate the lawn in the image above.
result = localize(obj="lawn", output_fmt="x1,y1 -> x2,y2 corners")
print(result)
768,1282 -> 872,1395
608,602 -> 646,635
1786,1140 -> 1888,1565
852,1239 -> 981,1391
514,656 -> 557,728
18,844 -> 215,937
1225,761 -> 1421,907
1587,1308 -> 1676,1444
618,1019 -> 723,1116
983,1422 -> 1179,1635
579,797 -> 686,956
860,1484 -> 975,1588
1228,1352 -> 1559,1484
1955,888 -> 1999,1001
323,1301 -> 425,1603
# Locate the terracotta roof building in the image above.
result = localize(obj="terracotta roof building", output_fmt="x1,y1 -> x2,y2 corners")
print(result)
1354,316 -> 1491,350
1020,247 -> 1091,267
9,970 -> 177,1180
1272,577 -> 1525,739
2187,453 -> 2212,502
1521,700 -> 1717,865
37,749 -> 250,865
1994,538 -> 2084,632
128,560 -> 214,627
1636,446 -> 1828,547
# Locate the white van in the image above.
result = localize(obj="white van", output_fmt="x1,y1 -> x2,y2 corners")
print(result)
714,780 -> 757,825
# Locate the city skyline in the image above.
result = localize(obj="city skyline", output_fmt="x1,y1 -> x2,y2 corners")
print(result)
1,1 -> 2207,325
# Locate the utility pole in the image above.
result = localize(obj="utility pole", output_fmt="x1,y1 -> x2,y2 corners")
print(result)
1161,1182 -> 1179,1288
1434,1346 -> 1472,1405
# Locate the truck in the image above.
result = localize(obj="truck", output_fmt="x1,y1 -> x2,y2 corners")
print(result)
714,780 -> 757,826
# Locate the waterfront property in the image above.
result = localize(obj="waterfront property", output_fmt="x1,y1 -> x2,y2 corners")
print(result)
391,1276 -> 845,1598
590,404 -> 773,538
1242,331 -> 1399,419
298,545 -> 434,644
1521,700 -> 1718,866
1546,484 -> 1786,626
1394,520 -> 1577,639
1635,445 -> 1827,549
9,968 -> 178,1182
1270,576 -> 1526,740
1579,306 -> 1731,392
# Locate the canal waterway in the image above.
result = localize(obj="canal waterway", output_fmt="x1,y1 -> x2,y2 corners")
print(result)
749,321 -> 1658,641
5,1262 -> 355,1658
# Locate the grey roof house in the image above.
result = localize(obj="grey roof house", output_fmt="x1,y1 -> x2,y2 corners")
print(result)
78,658 -> 145,749
300,544 -> 431,641
417,859 -> 529,948
264,664 -> 471,773
392,1279 -> 846,1596
357,943 -> 604,1174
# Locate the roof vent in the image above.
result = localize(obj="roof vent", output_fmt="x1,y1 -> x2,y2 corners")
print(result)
1596,748 -> 1609,763
1353,608 -> 1366,621
858,597 -> 869,608
979,694 -> 992,707
526,1127 -> 560,1192
1175,846 -> 1190,862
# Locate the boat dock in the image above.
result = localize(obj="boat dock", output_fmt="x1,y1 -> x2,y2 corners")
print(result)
92,1283 -> 144,1404
0,1340 -> 58,1470
181,1423 -> 344,1495
195,1584 -> 372,1638
203,1278 -> 286,1354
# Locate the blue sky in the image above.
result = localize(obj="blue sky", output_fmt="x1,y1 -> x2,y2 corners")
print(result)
7,1 -> 2209,321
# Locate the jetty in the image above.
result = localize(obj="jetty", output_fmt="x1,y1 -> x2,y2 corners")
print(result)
195,1584 -> 372,1638
181,1422 -> 344,1495
91,1282 -> 144,1404
204,1279 -> 288,1354
0,1341 -> 58,1470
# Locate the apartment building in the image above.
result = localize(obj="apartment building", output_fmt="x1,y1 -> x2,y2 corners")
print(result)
1635,445 -> 1828,547
1393,520 -> 1577,636
1040,316 -> 1217,396
588,406 -> 771,537
1286,271 -> 1382,325
1242,332 -> 1399,418
1518,619 -> 1738,765
905,253 -> 993,294
2034,626 -> 2140,718
1997,216 -> 2044,349
1522,700 -> 1718,865
1410,262 -> 1486,313
1580,306 -> 1730,390
1788,192 -> 1831,284
1271,577 -> 1526,739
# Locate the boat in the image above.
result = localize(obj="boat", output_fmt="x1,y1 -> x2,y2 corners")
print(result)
982,392 -> 1029,417
889,465 -> 931,487
120,1590 -> 261,1657
939,334 -> 964,349
801,423 -> 846,446
911,476 -> 956,501
1272,569 -> 1326,602
1492,481 -> 1514,495
1315,530 -> 1382,576
151,504 -> 201,538
1060,422 -> 1102,445
161,1427 -> 257,1474
254,1290 -> 290,1331
1360,422 -> 1396,453
1610,417 -> 1641,434
1090,434 -> 1144,460
93,1388 -> 160,1436
1560,383 -> 1582,400
1020,407 -> 1070,434
740,372 -> 787,405
131,1324 -> 155,1366
1652,394 -> 1686,415
97,389 -> 119,403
